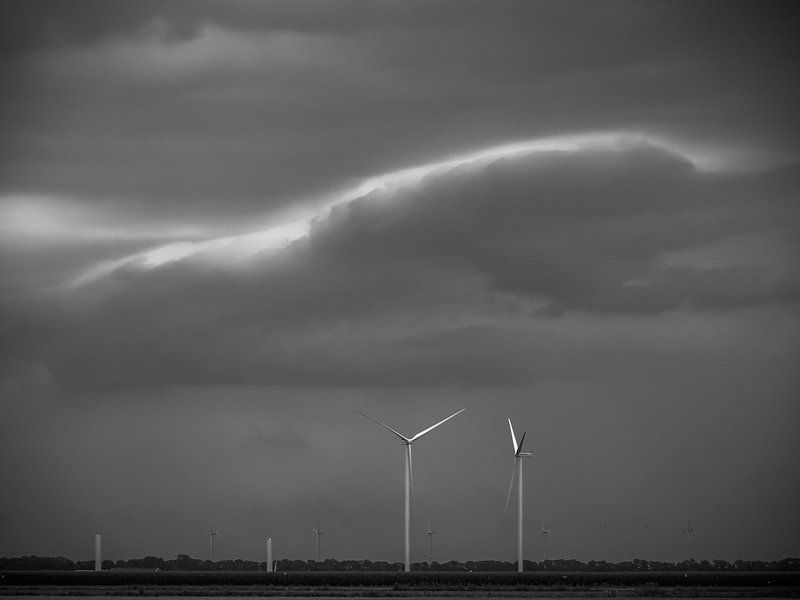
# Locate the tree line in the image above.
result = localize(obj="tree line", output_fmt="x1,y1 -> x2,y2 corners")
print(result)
1,555 -> 799,572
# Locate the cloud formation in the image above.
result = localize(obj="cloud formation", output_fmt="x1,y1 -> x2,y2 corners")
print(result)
2,1 -> 797,216
3,139 -> 798,394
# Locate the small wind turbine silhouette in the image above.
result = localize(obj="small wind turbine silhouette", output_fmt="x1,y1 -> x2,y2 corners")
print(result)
312,526 -> 324,562
426,520 -> 436,565
206,528 -> 219,561
356,408 -> 465,572
541,527 -> 551,561
504,418 -> 533,572
265,537 -> 273,572
683,522 -> 695,559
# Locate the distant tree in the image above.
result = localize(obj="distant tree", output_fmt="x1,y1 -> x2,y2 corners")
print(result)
712,559 -> 731,571
171,554 -> 202,571
778,557 -> 800,571
0,555 -> 74,570
139,556 -> 165,569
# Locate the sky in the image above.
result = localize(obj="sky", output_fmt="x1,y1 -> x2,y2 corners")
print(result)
1,0 -> 799,565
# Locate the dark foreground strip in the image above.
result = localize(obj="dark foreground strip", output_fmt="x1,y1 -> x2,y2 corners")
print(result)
1,585 -> 800,598
3,572 -> 800,587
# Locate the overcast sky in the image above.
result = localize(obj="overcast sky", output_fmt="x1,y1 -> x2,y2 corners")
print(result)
1,0 -> 799,565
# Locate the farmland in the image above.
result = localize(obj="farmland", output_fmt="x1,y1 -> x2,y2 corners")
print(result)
2,570 -> 800,597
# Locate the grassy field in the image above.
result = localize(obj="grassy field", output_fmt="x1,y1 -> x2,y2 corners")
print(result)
1,571 -> 800,597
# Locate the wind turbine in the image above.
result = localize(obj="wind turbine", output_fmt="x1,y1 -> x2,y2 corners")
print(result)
683,522 -> 694,560
504,418 -> 532,572
265,537 -> 273,572
541,527 -> 551,561
426,520 -> 436,565
356,408 -> 465,572
312,526 -> 324,562
207,528 -> 219,561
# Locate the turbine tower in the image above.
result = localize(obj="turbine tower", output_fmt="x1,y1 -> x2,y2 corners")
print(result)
357,408 -> 465,572
426,520 -> 436,565
207,528 -> 219,561
265,537 -> 273,572
94,534 -> 102,572
313,526 -> 324,562
541,527 -> 551,561
683,522 -> 694,560
504,418 -> 533,572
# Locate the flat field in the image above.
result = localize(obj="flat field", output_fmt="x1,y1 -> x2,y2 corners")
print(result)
2,571 -> 799,597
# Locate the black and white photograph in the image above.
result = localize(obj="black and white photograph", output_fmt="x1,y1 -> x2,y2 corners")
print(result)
1,0 -> 798,593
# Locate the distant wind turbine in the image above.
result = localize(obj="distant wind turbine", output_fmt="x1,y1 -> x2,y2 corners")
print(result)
541,527 -> 551,561
683,522 -> 695,560
356,408 -> 465,572
426,520 -> 436,565
313,526 -> 324,562
266,537 -> 273,572
504,418 -> 533,572
207,528 -> 219,561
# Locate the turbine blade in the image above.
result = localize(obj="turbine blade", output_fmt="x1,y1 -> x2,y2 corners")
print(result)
355,411 -> 410,442
516,431 -> 527,456
410,408 -> 465,442
504,457 -> 518,513
508,418 -> 518,454
408,444 -> 414,499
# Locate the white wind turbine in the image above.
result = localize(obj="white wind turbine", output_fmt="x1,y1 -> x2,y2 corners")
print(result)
426,520 -> 436,565
357,408 -> 465,572
312,526 -> 324,562
206,528 -> 219,561
683,522 -> 695,560
504,418 -> 533,572
541,527 -> 551,561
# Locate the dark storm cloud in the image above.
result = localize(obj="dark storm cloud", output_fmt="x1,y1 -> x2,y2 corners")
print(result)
0,0 -> 460,52
3,143 -> 798,392
310,144 -> 800,314
1,0 -> 798,218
